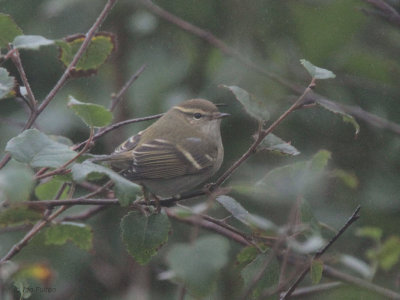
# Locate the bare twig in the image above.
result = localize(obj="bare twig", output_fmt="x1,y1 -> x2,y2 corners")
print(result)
60,205 -> 108,222
283,282 -> 342,298
109,64 -> 147,112
323,265 -> 400,299
279,206 -> 361,300
73,113 -> 163,150
361,0 -> 400,27
9,48 -> 38,109
165,208 -> 251,246
0,0 -> 118,170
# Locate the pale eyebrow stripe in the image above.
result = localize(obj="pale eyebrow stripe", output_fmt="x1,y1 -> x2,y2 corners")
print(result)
173,106 -> 208,115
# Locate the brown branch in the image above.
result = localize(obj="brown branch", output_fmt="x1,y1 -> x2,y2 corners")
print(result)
36,127 -> 95,180
140,0 -> 400,136
282,282 -> 342,298
60,205 -> 108,222
165,208 -> 251,246
109,64 -> 147,112
0,0 -> 118,170
361,0 -> 400,27
73,113 -> 163,150
323,265 -> 400,299
279,206 -> 361,300
9,48 -> 38,109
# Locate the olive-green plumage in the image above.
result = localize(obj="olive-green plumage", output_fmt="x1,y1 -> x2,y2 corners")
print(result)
96,99 -> 229,197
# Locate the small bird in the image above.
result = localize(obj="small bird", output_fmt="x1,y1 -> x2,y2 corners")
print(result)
97,99 -> 229,197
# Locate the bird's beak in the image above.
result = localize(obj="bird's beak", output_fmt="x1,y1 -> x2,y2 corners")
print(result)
214,112 -> 230,119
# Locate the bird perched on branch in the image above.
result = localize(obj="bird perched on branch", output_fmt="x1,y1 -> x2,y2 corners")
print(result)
94,99 -> 229,197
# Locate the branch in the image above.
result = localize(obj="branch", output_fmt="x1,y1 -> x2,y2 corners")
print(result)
73,113 -> 163,150
323,265 -> 400,299
361,0 -> 400,27
279,206 -> 361,300
109,64 -> 147,112
140,0 -> 400,136
9,48 -> 38,110
165,208 -> 251,246
0,0 -> 118,170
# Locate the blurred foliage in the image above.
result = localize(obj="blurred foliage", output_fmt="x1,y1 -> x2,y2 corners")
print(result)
1,0 -> 400,299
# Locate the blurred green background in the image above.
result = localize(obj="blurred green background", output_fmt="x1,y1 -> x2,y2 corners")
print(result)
1,0 -> 400,299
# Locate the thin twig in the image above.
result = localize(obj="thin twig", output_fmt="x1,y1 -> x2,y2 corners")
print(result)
0,0 -> 118,170
323,265 -> 400,299
35,127 -> 95,180
9,48 -> 38,109
361,0 -> 400,27
282,282 -> 342,298
60,205 -> 108,222
109,64 -> 147,112
73,113 -> 163,150
165,208 -> 251,246
279,206 -> 361,300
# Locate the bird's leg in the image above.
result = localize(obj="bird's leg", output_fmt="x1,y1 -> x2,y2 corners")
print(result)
151,193 -> 161,214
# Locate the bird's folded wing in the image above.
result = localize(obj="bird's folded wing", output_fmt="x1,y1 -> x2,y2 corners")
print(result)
126,138 -> 216,180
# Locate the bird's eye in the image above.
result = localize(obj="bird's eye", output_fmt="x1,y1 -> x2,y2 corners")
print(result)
193,112 -> 202,119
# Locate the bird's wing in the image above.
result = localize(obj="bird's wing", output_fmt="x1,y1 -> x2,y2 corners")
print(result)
124,137 -> 217,180
91,132 -> 142,170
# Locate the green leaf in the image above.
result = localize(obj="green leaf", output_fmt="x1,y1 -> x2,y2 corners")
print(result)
121,211 -> 171,265
377,236 -> 400,271
0,206 -> 42,227
236,246 -> 260,266
57,32 -> 116,77
71,161 -> 141,206
332,169 -> 358,189
13,35 -> 54,50
241,252 -> 280,298
300,198 -> 320,235
0,162 -> 34,203
254,150 -> 331,200
216,195 -> 277,231
45,222 -> 93,251
220,85 -> 270,122
355,226 -> 382,242
310,149 -> 331,171
316,98 -> 360,136
310,259 -> 324,284
35,178 -> 70,200
167,235 -> 229,297
259,133 -> 300,156
67,96 -> 112,127
5,129 -> 77,168
0,13 -> 23,48
0,67 -> 16,99
300,59 -> 336,79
